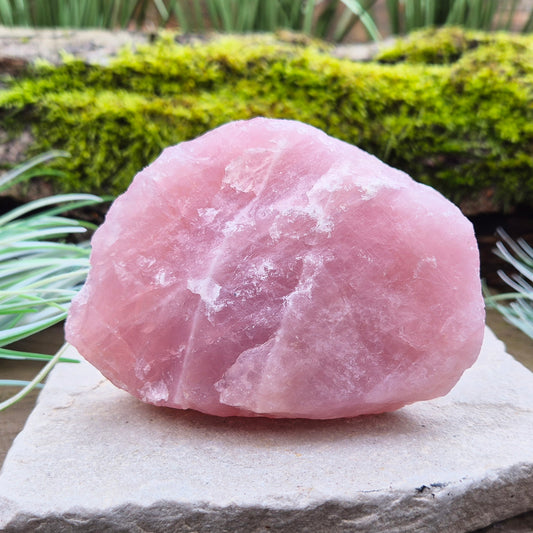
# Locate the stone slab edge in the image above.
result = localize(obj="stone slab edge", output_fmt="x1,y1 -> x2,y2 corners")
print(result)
1,466 -> 532,533
0,326 -> 532,532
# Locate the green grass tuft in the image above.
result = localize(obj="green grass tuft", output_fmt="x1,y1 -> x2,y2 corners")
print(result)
485,229 -> 533,340
0,152 -> 106,411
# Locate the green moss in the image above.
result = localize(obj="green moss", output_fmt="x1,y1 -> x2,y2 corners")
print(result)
375,26 -> 533,65
1,29 -> 532,209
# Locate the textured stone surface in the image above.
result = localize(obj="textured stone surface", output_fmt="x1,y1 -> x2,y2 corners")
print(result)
66,118 -> 485,419
0,327 -> 532,532
0,26 -> 148,70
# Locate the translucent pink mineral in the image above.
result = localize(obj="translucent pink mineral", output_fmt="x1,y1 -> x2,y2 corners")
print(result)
65,117 -> 485,419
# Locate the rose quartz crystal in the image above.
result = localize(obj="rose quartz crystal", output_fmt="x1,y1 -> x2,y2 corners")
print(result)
65,117 -> 485,419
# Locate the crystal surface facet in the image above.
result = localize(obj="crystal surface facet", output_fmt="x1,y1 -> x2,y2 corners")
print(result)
65,118 -> 485,419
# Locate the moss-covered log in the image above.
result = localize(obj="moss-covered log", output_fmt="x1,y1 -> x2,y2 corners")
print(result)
1,28 -> 532,210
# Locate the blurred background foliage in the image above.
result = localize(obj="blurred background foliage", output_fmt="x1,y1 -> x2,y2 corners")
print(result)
0,0 -> 531,41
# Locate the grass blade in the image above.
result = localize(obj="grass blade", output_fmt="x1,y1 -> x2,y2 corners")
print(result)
0,150 -> 69,193
340,0 -> 382,41
0,193 -> 103,227
0,343 -> 72,411
0,380 -> 44,388
386,0 -> 401,34
0,312 -> 67,347
0,0 -> 14,26
0,151 -> 99,410
485,229 -> 533,341
0,347 -> 79,363
302,0 -> 318,34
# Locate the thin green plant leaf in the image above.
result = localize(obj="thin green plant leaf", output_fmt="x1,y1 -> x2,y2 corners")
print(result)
495,229 -> 533,268
0,311 -> 67,347
0,150 -> 68,193
0,0 -> 14,26
0,193 -> 102,226
288,0 -> 302,28
302,0 -> 318,35
115,0 -> 138,28
386,0 -> 401,34
13,0 -> 26,24
0,262 -> 89,287
333,0 -> 378,42
172,1 -> 191,32
314,0 -> 339,39
494,244 -> 533,283
0,297 -> 74,315
485,228 -> 533,341
0,312 -> 24,332
205,0 -> 221,30
425,0 -> 436,26
0,241 -> 90,261
0,286 -> 80,302
340,0 -> 382,41
102,0 -> 116,27
236,0 -> 260,32
0,380 -> 44,389
0,347 -> 78,363
0,269 -> 90,296
333,4 -> 356,42
486,290 -> 533,303
153,0 -> 169,21
0,278 -> 86,299
191,0 -> 205,31
0,343 -> 71,412
0,226 -> 88,247
405,0 -> 421,31
217,0 -> 234,32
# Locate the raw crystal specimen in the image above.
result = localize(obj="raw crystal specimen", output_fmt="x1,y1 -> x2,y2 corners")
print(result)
65,118 -> 485,419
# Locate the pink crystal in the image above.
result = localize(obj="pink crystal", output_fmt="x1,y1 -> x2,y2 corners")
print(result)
65,118 -> 485,419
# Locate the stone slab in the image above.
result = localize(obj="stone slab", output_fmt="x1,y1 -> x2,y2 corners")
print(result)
0,326 -> 532,532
